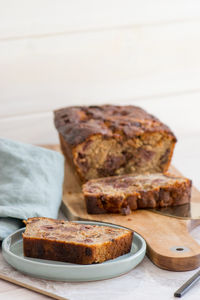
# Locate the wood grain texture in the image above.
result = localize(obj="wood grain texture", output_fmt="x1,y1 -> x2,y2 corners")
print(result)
45,144 -> 200,271
1,21 -> 200,118
1,0 -> 200,39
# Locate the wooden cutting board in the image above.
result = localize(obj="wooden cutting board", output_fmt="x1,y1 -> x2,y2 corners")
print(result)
47,145 -> 200,272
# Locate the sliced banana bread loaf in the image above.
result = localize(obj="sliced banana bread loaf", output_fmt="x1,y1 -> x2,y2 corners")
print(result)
83,173 -> 192,215
23,217 -> 133,264
54,105 -> 176,182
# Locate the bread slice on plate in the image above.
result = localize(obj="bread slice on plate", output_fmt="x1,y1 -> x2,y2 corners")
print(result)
23,217 -> 133,264
82,173 -> 192,215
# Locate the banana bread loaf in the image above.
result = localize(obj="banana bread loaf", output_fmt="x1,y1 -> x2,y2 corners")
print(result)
83,173 -> 192,215
54,105 -> 176,182
23,217 -> 133,264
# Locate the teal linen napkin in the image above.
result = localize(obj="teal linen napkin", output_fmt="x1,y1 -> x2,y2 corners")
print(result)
0,138 -> 65,240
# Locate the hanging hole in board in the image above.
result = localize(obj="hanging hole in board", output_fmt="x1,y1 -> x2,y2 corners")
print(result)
170,246 -> 190,253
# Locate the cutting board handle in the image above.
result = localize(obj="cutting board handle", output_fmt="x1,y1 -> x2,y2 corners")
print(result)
143,216 -> 200,271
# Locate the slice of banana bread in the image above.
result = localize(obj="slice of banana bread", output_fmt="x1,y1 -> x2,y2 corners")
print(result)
83,173 -> 192,215
54,105 -> 176,182
23,217 -> 133,264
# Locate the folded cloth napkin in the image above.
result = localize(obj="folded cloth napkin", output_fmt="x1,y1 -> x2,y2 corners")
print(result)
0,138 -> 64,240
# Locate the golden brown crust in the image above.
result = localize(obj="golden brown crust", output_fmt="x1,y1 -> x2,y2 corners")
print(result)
83,173 -> 192,215
54,105 -> 177,181
54,105 -> 176,146
23,217 -> 133,264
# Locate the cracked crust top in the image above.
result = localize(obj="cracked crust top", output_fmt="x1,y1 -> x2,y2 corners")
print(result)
54,105 -> 177,147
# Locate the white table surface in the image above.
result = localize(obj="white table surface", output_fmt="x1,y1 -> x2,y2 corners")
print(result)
1,1 -> 200,298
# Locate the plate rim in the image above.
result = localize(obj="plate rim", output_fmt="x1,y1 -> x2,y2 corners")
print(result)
2,220 -> 146,278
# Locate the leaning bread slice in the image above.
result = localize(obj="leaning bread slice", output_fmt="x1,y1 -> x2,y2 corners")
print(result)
23,217 -> 133,264
83,173 -> 192,215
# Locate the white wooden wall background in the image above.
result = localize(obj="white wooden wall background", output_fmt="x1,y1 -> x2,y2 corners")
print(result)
0,0 -> 200,186
0,2 -> 200,299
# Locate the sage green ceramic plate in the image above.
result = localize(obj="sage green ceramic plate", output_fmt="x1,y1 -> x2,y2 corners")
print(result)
2,221 -> 146,282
